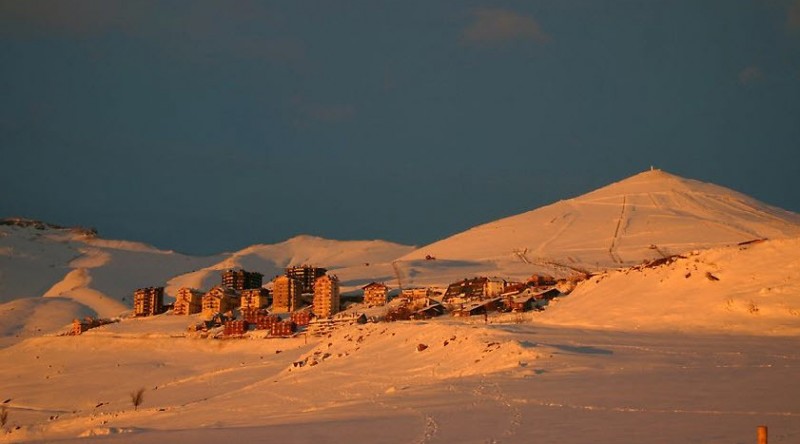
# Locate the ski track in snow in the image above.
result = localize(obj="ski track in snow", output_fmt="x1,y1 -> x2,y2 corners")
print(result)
714,194 -> 799,229
608,195 -> 627,264
532,203 -> 576,256
419,414 -> 438,444
475,377 -> 522,440
675,191 -> 761,239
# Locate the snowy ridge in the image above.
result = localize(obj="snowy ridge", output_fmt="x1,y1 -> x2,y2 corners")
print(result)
395,170 -> 800,286
3,169 -> 800,345
0,223 -> 221,346
0,225 -> 412,346
1,174 -> 800,442
166,235 -> 414,295
536,237 -> 800,334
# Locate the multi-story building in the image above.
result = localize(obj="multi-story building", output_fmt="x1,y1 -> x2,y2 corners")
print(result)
134,287 -> 164,316
362,282 -> 389,306
202,285 -> 240,315
401,287 -> 435,301
285,265 -> 327,294
240,288 -> 270,310
173,287 -> 204,315
442,277 -> 489,304
271,275 -> 301,313
222,269 -> 263,291
400,287 -> 437,310
313,274 -> 340,318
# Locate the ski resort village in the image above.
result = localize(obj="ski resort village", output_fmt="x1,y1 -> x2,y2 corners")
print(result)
2,170 -> 800,443
116,266 -> 569,340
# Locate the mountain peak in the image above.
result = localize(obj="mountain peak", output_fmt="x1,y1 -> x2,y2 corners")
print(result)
576,169 -> 741,203
397,170 -> 800,279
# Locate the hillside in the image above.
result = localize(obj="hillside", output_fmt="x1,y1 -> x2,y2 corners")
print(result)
166,235 -> 414,295
0,219 -> 223,347
4,169 -> 800,345
534,237 -> 800,335
1,318 -> 798,443
393,169 -> 800,287
0,221 -> 413,347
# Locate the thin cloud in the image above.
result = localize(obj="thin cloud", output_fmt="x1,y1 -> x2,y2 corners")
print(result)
0,1 -> 152,36
738,66 -> 765,85
461,8 -> 550,46
0,1 -> 305,67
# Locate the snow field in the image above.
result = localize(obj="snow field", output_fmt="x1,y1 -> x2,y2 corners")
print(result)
2,322 -> 798,443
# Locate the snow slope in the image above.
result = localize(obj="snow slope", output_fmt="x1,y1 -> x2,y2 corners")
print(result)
395,169 -> 800,287
166,235 -> 414,295
536,237 -> 800,335
0,221 -> 413,346
1,320 -> 797,443
2,182 -> 800,443
0,220 -> 223,346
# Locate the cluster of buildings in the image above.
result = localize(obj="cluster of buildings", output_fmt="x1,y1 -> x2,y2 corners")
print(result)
133,265 -> 344,336
129,263 -> 571,338
384,274 -> 565,321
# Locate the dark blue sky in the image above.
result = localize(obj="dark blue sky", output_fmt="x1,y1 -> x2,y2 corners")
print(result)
2,1 -> 799,255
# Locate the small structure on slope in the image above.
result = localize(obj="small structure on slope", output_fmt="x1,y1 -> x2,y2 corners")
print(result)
443,277 -> 498,305
270,320 -> 297,337
410,302 -> 446,320
452,298 -> 502,318
223,320 -> 249,337
71,317 -> 116,335
307,312 -> 367,336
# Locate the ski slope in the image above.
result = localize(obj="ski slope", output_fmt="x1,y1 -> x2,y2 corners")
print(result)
395,169 -> 800,286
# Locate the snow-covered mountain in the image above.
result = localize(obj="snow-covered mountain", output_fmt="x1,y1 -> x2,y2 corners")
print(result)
393,169 -> 800,286
2,174 -> 799,443
0,219 -> 413,346
0,218 -> 224,346
3,169 -> 800,345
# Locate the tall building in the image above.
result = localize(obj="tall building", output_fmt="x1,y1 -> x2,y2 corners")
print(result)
240,288 -> 270,310
285,265 -> 327,294
272,275 -> 301,313
313,274 -> 340,318
134,287 -> 164,316
174,287 -> 204,315
222,269 -> 263,291
362,282 -> 389,306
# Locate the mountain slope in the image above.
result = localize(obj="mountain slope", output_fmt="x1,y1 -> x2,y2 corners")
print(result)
394,169 -> 800,285
535,237 -> 800,334
0,221 -> 414,346
167,235 -> 415,295
0,219 -> 224,345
